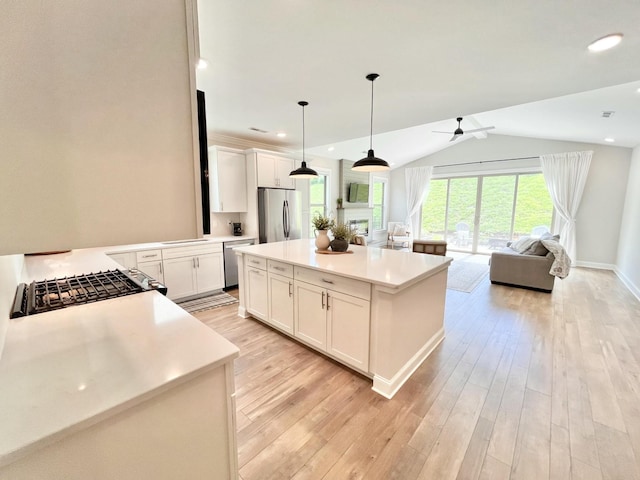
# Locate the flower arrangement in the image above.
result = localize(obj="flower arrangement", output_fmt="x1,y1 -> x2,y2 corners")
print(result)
330,222 -> 354,242
311,212 -> 335,231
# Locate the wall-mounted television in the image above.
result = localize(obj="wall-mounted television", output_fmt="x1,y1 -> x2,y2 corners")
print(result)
348,183 -> 369,203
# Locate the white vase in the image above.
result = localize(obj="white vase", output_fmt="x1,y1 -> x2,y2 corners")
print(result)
315,230 -> 330,250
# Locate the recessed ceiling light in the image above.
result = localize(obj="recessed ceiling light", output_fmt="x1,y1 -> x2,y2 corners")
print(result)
196,58 -> 208,69
637,87 -> 640,93
604,137 -> 615,142
587,33 -> 623,52
328,147 -> 335,152
276,132 -> 286,138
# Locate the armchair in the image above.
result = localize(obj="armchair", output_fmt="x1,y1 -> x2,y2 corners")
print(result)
387,222 -> 411,249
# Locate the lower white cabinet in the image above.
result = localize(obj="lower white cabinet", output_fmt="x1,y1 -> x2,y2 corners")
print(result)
137,260 -> 164,283
293,279 -> 370,372
246,267 -> 268,320
162,244 -> 224,300
268,272 -> 294,334
326,290 -> 370,372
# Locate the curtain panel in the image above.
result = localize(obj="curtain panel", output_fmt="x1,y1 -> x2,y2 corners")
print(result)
405,166 -> 433,238
540,151 -> 593,263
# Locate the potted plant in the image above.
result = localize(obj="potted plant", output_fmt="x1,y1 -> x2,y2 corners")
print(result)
330,222 -> 354,252
312,212 -> 335,250
336,197 -> 343,209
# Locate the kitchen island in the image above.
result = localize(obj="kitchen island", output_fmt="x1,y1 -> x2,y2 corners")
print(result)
235,239 -> 452,398
0,248 -> 240,479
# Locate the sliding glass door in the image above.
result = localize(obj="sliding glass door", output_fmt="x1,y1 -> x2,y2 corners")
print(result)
421,172 -> 553,254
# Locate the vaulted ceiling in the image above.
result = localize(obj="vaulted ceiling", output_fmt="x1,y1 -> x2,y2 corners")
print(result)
196,1 -> 640,168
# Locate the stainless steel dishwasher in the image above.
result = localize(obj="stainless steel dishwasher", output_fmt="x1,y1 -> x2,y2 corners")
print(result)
223,239 -> 255,289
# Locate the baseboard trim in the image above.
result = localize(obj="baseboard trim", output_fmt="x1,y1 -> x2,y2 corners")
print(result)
614,268 -> 640,303
372,327 -> 445,399
574,261 -> 615,270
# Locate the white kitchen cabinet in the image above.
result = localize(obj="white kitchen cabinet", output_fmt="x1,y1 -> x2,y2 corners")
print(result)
162,243 -> 224,300
209,146 -> 247,212
107,251 -> 137,270
136,250 -> 164,283
246,267 -> 268,321
294,281 -> 327,350
137,260 -> 164,283
293,267 -> 371,372
268,272 -> 294,334
248,149 -> 295,189
326,290 -> 370,372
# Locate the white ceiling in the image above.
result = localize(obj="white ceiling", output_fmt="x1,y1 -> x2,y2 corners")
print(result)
196,1 -> 640,169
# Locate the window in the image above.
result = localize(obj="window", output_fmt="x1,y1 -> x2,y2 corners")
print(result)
309,169 -> 329,234
420,172 -> 553,253
371,177 -> 387,231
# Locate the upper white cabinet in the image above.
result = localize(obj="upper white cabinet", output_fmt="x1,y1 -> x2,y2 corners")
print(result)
209,146 -> 247,212
247,149 -> 295,190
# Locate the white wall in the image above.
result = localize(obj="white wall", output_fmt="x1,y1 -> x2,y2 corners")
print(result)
616,146 -> 640,299
390,134 -> 631,266
0,1 -> 199,255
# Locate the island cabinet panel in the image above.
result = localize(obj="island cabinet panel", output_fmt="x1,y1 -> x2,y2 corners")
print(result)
246,267 -> 268,321
268,272 -> 294,334
294,281 -> 327,350
327,291 -> 370,372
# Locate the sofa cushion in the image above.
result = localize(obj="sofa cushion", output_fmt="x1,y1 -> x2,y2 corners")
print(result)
392,224 -> 408,236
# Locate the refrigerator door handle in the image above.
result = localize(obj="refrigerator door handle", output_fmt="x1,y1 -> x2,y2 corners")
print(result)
283,200 -> 290,239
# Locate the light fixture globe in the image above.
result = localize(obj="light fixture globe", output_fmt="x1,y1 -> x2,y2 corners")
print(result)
352,73 -> 390,172
289,100 -> 318,179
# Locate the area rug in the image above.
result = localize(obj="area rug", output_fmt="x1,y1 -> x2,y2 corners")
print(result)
176,291 -> 238,314
446,260 -> 489,293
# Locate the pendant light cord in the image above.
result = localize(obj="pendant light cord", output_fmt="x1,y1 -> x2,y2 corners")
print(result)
369,79 -> 374,150
302,103 -> 305,163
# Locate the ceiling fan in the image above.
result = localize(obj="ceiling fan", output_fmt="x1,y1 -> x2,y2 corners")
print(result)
433,117 -> 495,142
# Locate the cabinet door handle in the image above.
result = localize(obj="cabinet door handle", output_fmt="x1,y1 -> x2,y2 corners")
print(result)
288,282 -> 292,297
326,292 -> 330,310
321,291 -> 325,309
251,260 -> 260,265
321,278 -> 334,285
193,258 -> 196,268
274,266 -> 284,271
220,201 -> 224,211
142,254 -> 156,259
159,263 -> 163,274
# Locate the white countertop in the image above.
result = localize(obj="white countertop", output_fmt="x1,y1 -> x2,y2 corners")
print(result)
0,247 -> 240,467
235,239 -> 452,290
101,235 -> 256,255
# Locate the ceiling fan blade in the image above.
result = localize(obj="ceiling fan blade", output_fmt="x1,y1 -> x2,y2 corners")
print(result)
465,126 -> 495,133
432,130 -> 454,134
449,134 -> 459,142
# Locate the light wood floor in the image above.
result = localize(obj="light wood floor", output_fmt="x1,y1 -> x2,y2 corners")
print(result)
196,267 -> 640,480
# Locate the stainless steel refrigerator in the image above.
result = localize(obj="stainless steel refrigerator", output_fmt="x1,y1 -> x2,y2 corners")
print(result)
258,188 -> 302,243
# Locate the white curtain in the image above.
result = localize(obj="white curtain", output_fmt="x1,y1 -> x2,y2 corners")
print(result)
540,151 -> 593,263
405,166 -> 433,238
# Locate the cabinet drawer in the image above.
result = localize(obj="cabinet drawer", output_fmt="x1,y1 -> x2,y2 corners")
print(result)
136,249 -> 162,262
162,242 -> 221,259
245,255 -> 266,270
268,259 -> 293,277
294,267 -> 371,301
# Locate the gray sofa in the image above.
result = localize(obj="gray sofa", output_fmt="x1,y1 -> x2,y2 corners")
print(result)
489,245 -> 556,293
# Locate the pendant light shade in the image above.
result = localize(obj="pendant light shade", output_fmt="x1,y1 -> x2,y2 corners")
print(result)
289,101 -> 318,179
352,73 -> 390,172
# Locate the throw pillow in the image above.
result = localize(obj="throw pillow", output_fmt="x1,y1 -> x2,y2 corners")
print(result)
392,224 -> 408,236
510,236 -> 538,254
540,232 -> 560,242
522,240 -> 550,256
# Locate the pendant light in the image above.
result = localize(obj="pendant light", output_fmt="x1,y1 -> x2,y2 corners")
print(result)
289,101 -> 318,178
352,73 -> 390,172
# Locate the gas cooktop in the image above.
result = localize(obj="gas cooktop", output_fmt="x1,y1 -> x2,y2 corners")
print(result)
10,269 -> 167,318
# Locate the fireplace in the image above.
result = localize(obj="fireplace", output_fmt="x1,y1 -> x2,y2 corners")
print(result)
348,219 -> 369,236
